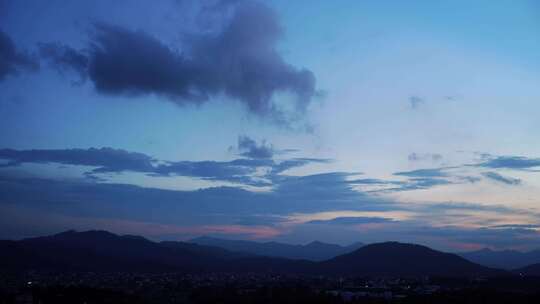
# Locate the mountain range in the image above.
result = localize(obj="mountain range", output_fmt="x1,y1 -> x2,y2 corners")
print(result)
0,230 -> 227,273
190,236 -> 364,261
0,230 -> 515,277
320,242 -> 502,277
190,237 -> 540,272
458,248 -> 540,269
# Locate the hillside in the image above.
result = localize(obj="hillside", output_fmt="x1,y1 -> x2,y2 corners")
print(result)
459,248 -> 540,269
320,242 -> 504,277
190,236 -> 363,261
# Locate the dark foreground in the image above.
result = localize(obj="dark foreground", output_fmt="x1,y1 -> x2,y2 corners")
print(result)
1,272 -> 539,304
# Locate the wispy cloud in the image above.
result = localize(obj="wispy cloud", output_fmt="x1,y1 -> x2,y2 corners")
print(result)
408,152 -> 442,162
236,135 -> 274,159
409,96 -> 424,109
482,171 -> 521,185
476,156 -> 540,171
0,147 -> 329,187
394,167 -> 449,178
307,216 -> 394,225
1,168 -> 539,250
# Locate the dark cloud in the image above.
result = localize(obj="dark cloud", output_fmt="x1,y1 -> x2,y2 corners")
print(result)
380,166 -> 480,192
40,1 -> 316,121
383,165 -> 485,192
0,29 -> 39,81
0,171 -> 391,225
38,42 -> 88,82
482,171 -> 521,185
269,157 -> 331,176
237,135 -> 274,159
388,154 -> 538,191
276,172 -> 354,192
367,165 -> 485,193
307,216 -> 394,225
394,167 -> 448,178
0,147 -> 155,173
406,177 -> 452,189
408,152 -> 443,162
409,96 -> 424,109
489,224 -> 540,229
0,147 -> 271,186
456,176 -> 481,184
87,24 -> 199,98
271,173 -> 394,212
153,159 -> 272,187
476,156 -> 540,171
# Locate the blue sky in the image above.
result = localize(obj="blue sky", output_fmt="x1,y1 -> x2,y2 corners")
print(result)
1,0 -> 539,251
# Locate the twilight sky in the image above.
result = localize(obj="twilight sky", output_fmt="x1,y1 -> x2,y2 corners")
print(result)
1,0 -> 539,252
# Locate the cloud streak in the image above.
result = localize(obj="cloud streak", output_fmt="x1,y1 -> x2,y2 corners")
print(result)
394,167 -> 449,178
476,156 -> 540,171
0,147 -> 155,172
482,171 -> 521,185
0,147 -> 329,187
307,216 -> 394,225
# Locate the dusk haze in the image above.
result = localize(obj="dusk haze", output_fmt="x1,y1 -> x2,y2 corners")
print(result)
1,0 -> 539,302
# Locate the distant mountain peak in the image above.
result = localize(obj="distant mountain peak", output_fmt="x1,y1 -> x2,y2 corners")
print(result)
189,236 -> 364,261
321,241 -> 502,277
459,247 -> 540,270
53,229 -> 78,236
121,234 -> 149,241
26,230 -> 119,242
361,241 -> 427,250
58,230 -> 117,238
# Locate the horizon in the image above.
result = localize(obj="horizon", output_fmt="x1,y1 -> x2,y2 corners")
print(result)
1,0 -> 540,253
5,228 -> 540,254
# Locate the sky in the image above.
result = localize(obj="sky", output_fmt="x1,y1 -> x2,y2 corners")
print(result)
1,0 -> 539,252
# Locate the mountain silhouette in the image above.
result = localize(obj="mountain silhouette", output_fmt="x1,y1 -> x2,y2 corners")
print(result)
0,230 -> 231,273
320,242 -> 504,277
458,248 -> 540,269
190,236 -> 364,261
0,231 -> 504,277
